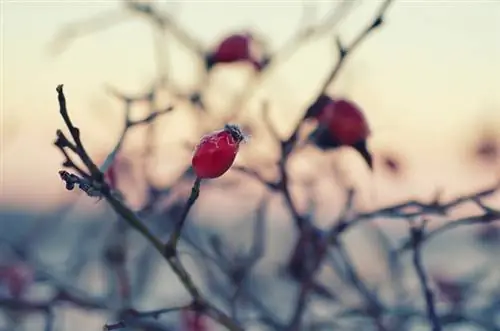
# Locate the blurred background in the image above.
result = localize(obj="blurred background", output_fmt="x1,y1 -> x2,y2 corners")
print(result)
1,0 -> 500,330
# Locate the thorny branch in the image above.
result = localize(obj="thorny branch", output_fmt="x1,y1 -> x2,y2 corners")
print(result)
53,85 -> 243,331
4,1 -> 495,331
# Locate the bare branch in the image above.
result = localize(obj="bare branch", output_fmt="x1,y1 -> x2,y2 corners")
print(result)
53,85 -> 242,331
408,219 -> 442,331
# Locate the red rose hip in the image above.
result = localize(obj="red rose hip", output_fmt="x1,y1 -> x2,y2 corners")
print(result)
213,33 -> 252,63
192,124 -> 245,179
307,95 -> 373,169
207,32 -> 265,70
318,98 -> 370,145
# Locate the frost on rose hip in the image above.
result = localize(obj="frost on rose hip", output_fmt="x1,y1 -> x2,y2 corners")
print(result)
191,124 -> 246,179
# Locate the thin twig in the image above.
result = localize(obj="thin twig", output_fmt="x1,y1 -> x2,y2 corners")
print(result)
165,177 -> 202,252
409,219 -> 442,331
53,85 -> 242,331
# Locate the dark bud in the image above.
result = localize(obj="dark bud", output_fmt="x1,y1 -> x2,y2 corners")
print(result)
204,53 -> 216,71
335,37 -> 347,59
371,17 -> 384,30
62,160 -> 73,168
54,130 -> 69,147
260,55 -> 272,70
352,140 -> 373,170
189,92 -> 205,110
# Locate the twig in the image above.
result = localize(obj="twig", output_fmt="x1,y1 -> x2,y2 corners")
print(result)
103,305 -> 189,330
284,0 -> 394,147
330,182 -> 500,238
165,177 -> 202,252
53,85 -> 242,331
286,190 -> 356,331
409,219 -> 442,331
400,211 -> 500,253
222,0 -> 360,122
232,165 -> 279,191
397,197 -> 500,253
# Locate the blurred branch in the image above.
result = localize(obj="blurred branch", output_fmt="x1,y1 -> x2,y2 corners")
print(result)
252,0 -> 395,233
38,1 -> 500,330
104,305 -> 189,330
101,85 -> 173,173
48,9 -> 131,56
49,1 -> 204,58
408,219 -> 441,331
396,190 -> 500,253
283,0 -> 394,150
222,0 -> 360,120
123,0 -> 205,57
286,190 -> 356,331
329,181 -> 500,238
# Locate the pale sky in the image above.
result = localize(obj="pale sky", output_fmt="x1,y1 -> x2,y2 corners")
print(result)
1,0 -> 500,211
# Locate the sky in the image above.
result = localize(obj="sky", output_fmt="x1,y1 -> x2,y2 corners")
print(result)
1,0 -> 500,212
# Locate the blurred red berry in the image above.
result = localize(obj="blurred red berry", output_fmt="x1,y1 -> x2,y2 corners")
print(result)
0,264 -> 33,298
307,95 -> 373,168
319,98 -> 370,145
181,309 -> 208,331
208,33 -> 264,70
192,124 -> 246,179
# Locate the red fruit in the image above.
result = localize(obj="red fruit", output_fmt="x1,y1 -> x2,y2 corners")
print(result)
210,33 -> 263,70
307,96 -> 373,168
317,98 -> 370,146
213,33 -> 251,62
0,264 -> 33,298
192,124 -> 245,179
181,309 -> 207,331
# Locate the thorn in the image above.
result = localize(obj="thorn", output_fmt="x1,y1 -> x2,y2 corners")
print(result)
371,17 -> 384,30
335,36 -> 347,58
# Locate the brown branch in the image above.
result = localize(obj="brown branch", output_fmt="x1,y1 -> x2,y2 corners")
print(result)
397,207 -> 500,253
408,219 -> 442,331
222,0 -> 360,122
285,0 -> 394,146
104,305 -> 189,330
56,85 -> 102,179
330,182 -> 500,238
286,190 -> 355,330
53,85 -> 242,331
165,177 -> 202,252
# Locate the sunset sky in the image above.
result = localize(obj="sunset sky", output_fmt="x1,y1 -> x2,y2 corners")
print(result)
1,0 -> 500,213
